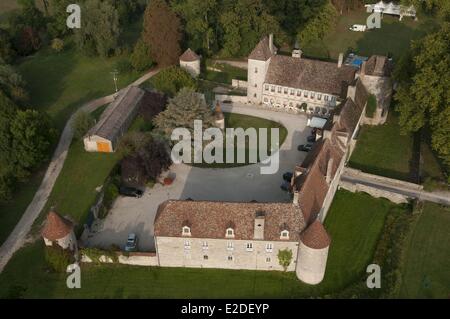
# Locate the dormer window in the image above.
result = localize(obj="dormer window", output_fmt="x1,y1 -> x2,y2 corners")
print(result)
254,67 -> 258,73
280,230 -> 289,240
182,226 -> 191,236
226,228 -> 235,238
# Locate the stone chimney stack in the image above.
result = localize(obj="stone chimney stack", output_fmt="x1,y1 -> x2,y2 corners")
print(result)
292,39 -> 302,58
254,211 -> 265,240
293,191 -> 299,206
326,158 -> 334,184
338,53 -> 344,68
269,34 -> 274,54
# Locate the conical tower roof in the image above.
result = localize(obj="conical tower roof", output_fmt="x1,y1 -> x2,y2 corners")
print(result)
42,211 -> 73,241
300,220 -> 331,249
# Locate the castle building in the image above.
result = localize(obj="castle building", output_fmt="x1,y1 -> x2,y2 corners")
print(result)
247,34 -> 392,123
42,211 -> 76,250
179,48 -> 201,77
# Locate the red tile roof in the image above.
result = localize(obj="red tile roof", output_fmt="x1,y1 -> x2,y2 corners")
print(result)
300,220 -> 331,249
42,211 -> 73,241
180,48 -> 200,62
248,36 -> 276,61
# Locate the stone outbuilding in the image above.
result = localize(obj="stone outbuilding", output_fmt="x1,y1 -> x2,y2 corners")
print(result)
214,102 -> 225,130
296,220 -> 331,285
179,48 -> 201,77
42,211 -> 76,250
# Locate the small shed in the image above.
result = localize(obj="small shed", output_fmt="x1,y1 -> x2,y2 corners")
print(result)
179,48 -> 201,77
84,86 -> 145,153
307,116 -> 327,129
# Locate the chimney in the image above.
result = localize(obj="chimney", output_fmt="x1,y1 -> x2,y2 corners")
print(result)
360,61 -> 366,75
292,39 -> 302,58
254,211 -> 265,240
326,158 -> 334,185
338,53 -> 344,68
269,34 -> 274,54
293,191 -> 299,206
294,165 -> 307,177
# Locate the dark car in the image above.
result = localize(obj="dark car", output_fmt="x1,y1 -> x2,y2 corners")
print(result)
125,233 -> 138,252
283,172 -> 293,182
307,135 -> 316,143
280,181 -> 290,192
298,143 -> 313,152
119,186 -> 143,198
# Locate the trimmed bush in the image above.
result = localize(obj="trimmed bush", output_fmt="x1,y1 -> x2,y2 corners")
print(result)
44,245 -> 73,273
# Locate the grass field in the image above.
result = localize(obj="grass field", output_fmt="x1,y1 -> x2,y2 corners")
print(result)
202,61 -> 247,84
303,9 -> 437,60
192,112 -> 288,168
349,112 -> 414,181
399,203 -> 450,298
0,190 -> 403,298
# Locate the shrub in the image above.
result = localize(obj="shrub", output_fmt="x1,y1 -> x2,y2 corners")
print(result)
148,66 -> 196,96
366,95 -> 377,118
130,39 -> 153,71
115,58 -> 133,74
51,38 -> 64,52
81,247 -> 119,263
44,245 -> 73,273
72,111 -> 95,140
277,248 -> 293,271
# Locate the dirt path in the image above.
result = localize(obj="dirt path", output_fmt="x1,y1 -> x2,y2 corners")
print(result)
0,68 -> 160,273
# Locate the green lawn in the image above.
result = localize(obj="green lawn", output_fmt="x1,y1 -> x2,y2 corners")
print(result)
303,9 -> 437,60
192,112 -> 288,168
0,190 -> 404,298
399,203 -> 450,298
202,61 -> 247,84
349,112 -> 414,181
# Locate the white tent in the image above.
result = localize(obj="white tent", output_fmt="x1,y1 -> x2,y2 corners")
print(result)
307,117 -> 327,129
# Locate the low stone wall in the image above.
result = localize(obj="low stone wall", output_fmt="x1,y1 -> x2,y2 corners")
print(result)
215,94 -> 248,104
231,79 -> 248,89
339,180 -> 409,204
343,168 -> 423,191
81,251 -> 159,266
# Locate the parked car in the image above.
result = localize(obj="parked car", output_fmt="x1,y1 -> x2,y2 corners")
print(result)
307,135 -> 316,143
119,186 -> 143,198
283,172 -> 293,182
298,143 -> 313,152
125,233 -> 138,252
280,181 -> 290,192
349,24 -> 367,32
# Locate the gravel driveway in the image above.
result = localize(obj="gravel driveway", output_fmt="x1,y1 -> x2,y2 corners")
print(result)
84,103 -> 312,252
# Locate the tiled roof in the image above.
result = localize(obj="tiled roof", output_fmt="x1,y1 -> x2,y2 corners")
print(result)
42,211 -> 73,241
180,48 -> 200,62
87,86 -> 145,140
154,200 -> 306,241
300,220 -> 331,249
265,55 -> 357,97
248,36 -> 276,61
362,55 -> 391,76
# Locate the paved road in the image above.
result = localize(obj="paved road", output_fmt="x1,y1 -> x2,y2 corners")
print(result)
0,68 -> 160,273
341,174 -> 450,206
84,103 -> 311,251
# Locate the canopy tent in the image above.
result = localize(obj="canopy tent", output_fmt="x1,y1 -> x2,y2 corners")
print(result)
307,117 -> 327,129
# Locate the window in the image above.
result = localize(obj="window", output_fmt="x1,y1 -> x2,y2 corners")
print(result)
265,84 -> 269,91
226,228 -> 235,238
297,90 -> 301,96
290,89 -> 295,95
277,86 -> 281,93
271,85 -> 275,92
284,88 -> 288,94
227,255 -> 234,261
203,255 -> 208,260
266,243 -> 273,252
202,241 -> 208,250
263,97 -> 268,103
280,230 -> 289,240
318,93 -> 322,100
304,91 -> 308,97
331,96 -> 336,102
182,226 -> 191,236
227,241 -> 234,250
254,84 -> 257,88
184,240 -> 191,249
254,93 -> 257,98
254,67 -> 258,73
246,243 -> 253,251
324,95 -> 329,101
266,257 -> 271,263
311,92 -> 315,99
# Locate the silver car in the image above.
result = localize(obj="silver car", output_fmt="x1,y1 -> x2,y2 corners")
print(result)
125,233 -> 138,252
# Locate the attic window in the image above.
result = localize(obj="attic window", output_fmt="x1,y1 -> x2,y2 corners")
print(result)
255,67 -> 258,73
182,226 -> 191,236
226,228 -> 235,238
280,230 -> 289,240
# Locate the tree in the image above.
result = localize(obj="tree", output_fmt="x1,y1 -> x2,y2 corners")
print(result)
154,88 -> 215,138
74,0 -> 120,56
138,90 -> 167,122
277,248 -> 293,271
46,0 -> 73,38
394,23 -> 450,176
130,39 -> 153,71
149,66 -> 196,97
72,111 -> 95,140
51,38 -> 64,52
10,109 -> 56,176
0,63 -> 28,105
0,28 -> 16,63
142,0 -> 182,66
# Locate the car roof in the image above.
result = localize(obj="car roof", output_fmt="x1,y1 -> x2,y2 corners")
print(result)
128,233 -> 136,239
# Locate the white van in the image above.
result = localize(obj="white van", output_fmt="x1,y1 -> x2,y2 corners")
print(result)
349,24 -> 367,32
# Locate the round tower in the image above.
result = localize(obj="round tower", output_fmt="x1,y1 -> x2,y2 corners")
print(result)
214,101 -> 225,130
296,220 -> 331,285
179,48 -> 201,77
42,210 -> 76,250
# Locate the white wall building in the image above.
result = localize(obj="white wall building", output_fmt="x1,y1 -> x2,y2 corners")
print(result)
179,48 -> 201,77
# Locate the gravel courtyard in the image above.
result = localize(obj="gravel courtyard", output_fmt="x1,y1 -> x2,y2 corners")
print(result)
84,103 -> 312,251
